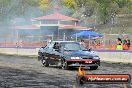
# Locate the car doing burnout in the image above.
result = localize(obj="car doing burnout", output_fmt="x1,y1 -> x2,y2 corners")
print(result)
38,41 -> 100,70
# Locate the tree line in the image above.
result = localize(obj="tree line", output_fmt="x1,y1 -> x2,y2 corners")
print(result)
0,0 -> 131,25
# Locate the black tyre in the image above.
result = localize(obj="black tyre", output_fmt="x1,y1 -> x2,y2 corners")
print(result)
61,60 -> 69,70
90,66 -> 98,70
42,59 -> 49,67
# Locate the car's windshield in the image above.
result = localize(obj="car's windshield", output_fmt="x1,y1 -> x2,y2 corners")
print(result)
62,42 -> 87,51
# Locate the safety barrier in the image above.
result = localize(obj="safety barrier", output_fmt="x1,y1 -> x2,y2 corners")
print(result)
95,50 -> 132,63
0,48 -> 132,63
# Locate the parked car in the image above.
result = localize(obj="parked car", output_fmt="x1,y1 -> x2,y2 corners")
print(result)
38,41 -> 100,70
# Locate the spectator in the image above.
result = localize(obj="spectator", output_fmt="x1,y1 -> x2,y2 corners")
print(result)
53,42 -> 60,50
80,39 -> 86,47
47,37 -> 52,45
123,35 -> 130,50
16,42 -> 19,48
116,38 -> 123,50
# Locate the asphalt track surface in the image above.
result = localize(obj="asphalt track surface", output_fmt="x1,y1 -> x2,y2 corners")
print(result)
0,55 -> 131,88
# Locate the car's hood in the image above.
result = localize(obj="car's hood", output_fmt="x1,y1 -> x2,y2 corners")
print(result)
63,50 -> 98,57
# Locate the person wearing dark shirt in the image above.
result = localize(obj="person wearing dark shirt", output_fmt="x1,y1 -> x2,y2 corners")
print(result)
123,36 -> 130,50
53,42 -> 60,50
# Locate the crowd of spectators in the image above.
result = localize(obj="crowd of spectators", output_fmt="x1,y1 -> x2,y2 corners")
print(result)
116,35 -> 130,50
78,35 -> 131,50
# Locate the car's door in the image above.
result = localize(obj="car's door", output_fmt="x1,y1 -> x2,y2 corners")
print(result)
51,42 -> 62,64
48,42 -> 61,64
47,42 -> 55,56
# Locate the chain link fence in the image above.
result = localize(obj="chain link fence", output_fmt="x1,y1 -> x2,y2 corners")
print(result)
0,33 -> 131,50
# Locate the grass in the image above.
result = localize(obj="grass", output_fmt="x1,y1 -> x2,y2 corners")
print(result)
97,16 -> 132,34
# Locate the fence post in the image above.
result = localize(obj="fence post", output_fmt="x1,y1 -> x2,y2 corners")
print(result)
103,33 -> 106,49
63,33 -> 66,41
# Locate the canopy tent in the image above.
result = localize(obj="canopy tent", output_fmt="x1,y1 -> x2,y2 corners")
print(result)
71,31 -> 102,39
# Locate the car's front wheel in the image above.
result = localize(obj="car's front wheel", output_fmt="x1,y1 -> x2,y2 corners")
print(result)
61,60 -> 69,70
90,66 -> 98,70
42,59 -> 49,67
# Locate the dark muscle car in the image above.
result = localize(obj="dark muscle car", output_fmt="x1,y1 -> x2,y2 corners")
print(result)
38,41 -> 100,70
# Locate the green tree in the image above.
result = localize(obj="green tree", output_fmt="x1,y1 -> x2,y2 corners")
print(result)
0,0 -> 11,24
62,0 -> 131,24
38,0 -> 49,12
128,0 -> 132,14
14,0 -> 38,16
62,0 -> 76,9
115,0 -> 129,8
96,0 -> 119,24
0,0 -> 38,25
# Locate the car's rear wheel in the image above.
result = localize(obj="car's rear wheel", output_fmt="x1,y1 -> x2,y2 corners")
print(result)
90,66 -> 98,70
38,56 -> 41,61
42,59 -> 49,67
61,60 -> 69,70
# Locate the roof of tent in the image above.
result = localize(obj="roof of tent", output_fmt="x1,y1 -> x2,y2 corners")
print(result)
71,31 -> 103,38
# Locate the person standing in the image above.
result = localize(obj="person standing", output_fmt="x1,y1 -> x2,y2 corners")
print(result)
123,35 -> 130,50
116,38 -> 123,50
80,39 -> 86,47
47,37 -> 52,45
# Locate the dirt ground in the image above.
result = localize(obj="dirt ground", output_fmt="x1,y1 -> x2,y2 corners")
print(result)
0,54 -> 131,88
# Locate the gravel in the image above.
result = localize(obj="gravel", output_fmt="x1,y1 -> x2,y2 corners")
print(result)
0,55 -> 131,88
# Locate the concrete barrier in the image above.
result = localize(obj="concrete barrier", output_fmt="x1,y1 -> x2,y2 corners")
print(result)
95,50 -> 132,63
0,48 -> 132,63
0,48 -> 39,56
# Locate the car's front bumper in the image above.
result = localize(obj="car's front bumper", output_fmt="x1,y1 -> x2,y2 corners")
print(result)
66,59 -> 100,67
68,63 -> 99,67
